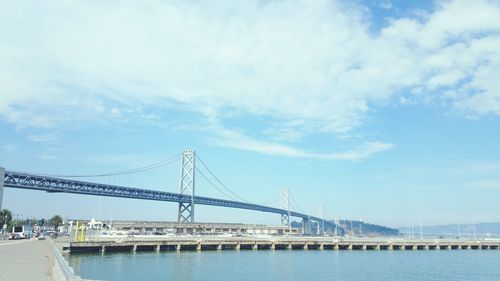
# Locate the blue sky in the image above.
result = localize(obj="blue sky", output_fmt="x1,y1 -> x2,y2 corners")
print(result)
1,0 -> 500,227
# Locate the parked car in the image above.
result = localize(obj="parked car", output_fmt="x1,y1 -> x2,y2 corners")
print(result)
9,233 -> 21,240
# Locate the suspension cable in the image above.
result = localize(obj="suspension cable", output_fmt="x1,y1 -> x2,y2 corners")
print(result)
30,153 -> 181,178
195,155 -> 250,203
195,167 -> 240,201
289,191 -> 306,214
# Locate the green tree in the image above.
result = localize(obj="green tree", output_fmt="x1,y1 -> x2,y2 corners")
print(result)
0,209 -> 12,225
1,209 -> 13,233
50,215 -> 63,231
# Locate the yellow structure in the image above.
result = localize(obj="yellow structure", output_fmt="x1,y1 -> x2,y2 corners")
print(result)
73,221 -> 86,242
74,221 -> 79,242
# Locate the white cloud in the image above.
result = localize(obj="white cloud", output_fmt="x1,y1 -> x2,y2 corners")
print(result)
464,180 -> 500,189
0,0 -> 499,157
2,144 -> 17,153
210,124 -> 393,160
35,154 -> 58,160
27,131 -> 62,143
377,1 -> 393,10
465,162 -> 500,175
381,0 -> 500,114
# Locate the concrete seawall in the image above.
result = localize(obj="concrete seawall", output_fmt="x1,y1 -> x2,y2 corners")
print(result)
69,237 -> 500,253
51,241 -> 100,281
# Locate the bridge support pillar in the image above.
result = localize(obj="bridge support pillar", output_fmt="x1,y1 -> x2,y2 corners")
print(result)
178,150 -> 196,223
301,217 -> 311,235
0,167 -> 4,211
156,245 -> 161,252
236,243 -> 241,251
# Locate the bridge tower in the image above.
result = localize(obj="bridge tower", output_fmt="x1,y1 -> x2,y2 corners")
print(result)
281,187 -> 293,235
281,187 -> 290,226
178,150 -> 196,223
0,167 -> 4,211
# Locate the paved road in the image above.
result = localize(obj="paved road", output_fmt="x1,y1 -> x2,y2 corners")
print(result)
0,239 -> 50,281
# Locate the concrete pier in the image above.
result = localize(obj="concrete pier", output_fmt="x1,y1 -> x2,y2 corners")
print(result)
69,237 -> 500,253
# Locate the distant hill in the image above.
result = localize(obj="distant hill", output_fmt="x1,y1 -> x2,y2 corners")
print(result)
291,220 -> 398,236
337,220 -> 398,237
398,222 -> 500,237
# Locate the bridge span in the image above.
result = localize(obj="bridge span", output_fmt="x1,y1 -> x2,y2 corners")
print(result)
0,151 -> 330,234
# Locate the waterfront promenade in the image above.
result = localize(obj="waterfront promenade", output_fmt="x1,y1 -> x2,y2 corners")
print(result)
0,239 -> 51,281
0,238 -> 97,281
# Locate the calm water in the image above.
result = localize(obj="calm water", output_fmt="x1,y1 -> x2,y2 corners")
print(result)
68,250 -> 500,281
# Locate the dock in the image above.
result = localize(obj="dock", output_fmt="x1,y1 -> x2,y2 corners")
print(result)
69,236 -> 500,253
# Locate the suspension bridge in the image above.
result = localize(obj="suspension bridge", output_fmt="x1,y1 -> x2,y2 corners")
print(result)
0,150 -> 332,234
